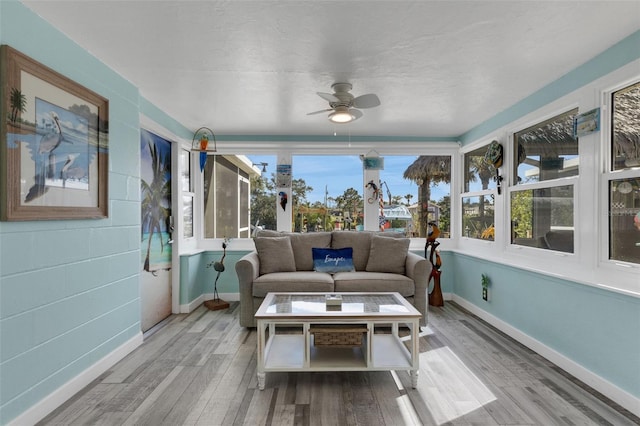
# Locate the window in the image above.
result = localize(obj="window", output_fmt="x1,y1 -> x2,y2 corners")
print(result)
203,156 -> 252,239
246,154 -> 451,238
511,185 -> 574,253
612,82 -> 640,171
464,145 -> 498,192
511,109 -> 578,252
462,144 -> 497,240
462,195 -> 494,239
180,148 -> 193,238
514,108 -> 578,185
608,81 -> 640,264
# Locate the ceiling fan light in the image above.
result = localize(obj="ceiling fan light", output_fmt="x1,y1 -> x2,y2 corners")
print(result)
328,107 -> 354,123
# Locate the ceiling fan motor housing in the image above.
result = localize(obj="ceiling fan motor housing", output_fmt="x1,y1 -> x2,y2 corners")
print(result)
330,83 -> 355,108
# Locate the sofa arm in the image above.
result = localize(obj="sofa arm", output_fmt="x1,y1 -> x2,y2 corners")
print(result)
235,251 -> 260,327
405,251 -> 431,327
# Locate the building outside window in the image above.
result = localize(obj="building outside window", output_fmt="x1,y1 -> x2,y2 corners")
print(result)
510,108 -> 578,252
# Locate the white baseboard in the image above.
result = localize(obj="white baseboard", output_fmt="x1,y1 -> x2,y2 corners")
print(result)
180,294 -> 204,313
452,295 -> 640,418
179,293 -> 239,313
9,332 -> 143,426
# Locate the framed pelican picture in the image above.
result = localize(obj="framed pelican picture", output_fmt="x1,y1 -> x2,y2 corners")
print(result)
0,45 -> 108,221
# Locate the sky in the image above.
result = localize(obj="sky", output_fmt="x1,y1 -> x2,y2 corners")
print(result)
247,154 -> 450,206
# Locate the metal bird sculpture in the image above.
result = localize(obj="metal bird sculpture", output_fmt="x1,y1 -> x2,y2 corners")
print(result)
278,191 -> 288,211
205,238 -> 230,310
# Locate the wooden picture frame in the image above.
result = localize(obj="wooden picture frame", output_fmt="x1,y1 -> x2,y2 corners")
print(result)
0,45 -> 108,221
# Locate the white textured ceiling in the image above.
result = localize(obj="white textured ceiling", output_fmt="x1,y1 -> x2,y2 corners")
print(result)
22,1 -> 640,138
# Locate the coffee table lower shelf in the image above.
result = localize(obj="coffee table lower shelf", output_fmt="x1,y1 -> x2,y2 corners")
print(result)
258,327 -> 418,389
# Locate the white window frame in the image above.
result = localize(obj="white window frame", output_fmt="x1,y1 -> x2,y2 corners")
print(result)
197,141 -> 459,252
460,140 -> 499,243
599,77 -> 640,272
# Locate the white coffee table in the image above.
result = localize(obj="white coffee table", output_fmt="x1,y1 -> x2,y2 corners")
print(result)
255,292 -> 421,390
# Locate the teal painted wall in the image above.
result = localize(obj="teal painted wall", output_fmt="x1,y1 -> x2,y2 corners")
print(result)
180,251 -> 247,305
450,253 -> 640,399
0,2 -> 189,423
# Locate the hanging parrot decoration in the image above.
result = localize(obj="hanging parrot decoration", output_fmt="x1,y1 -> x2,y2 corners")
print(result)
278,191 -> 288,211
199,134 -> 208,172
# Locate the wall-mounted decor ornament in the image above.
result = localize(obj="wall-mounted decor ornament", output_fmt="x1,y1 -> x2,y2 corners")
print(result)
278,191 -> 288,211
485,140 -> 504,194
191,127 -> 217,172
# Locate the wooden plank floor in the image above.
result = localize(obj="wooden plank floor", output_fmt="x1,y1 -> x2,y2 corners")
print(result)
39,302 -> 639,425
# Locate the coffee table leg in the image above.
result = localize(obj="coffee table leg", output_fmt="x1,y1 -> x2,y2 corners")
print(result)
257,321 -> 266,390
411,369 -> 419,388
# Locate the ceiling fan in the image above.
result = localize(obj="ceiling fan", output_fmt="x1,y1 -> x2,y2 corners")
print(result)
307,83 -> 381,124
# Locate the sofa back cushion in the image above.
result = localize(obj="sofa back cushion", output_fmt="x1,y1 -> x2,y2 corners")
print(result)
254,236 -> 296,275
331,231 -> 373,271
365,235 -> 410,274
287,232 -> 332,271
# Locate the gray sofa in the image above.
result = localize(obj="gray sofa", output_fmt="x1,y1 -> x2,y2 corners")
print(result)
235,230 -> 430,327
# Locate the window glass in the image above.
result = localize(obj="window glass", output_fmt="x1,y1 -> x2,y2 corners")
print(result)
215,157 -> 239,238
180,149 -> 193,238
182,195 -> 193,238
609,178 -> 640,263
180,149 -> 191,192
203,156 -> 251,238
514,109 -> 579,184
240,178 -> 249,229
511,185 -> 574,253
611,82 -> 640,171
270,155 -> 451,238
464,145 -> 497,192
462,195 -> 494,240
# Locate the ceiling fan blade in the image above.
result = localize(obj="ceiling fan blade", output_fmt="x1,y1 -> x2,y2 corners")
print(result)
351,109 -> 364,120
352,93 -> 380,109
307,108 -> 333,116
317,92 -> 340,103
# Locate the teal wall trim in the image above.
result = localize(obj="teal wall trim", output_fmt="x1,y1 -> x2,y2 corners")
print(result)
450,252 -> 640,399
459,30 -> 640,145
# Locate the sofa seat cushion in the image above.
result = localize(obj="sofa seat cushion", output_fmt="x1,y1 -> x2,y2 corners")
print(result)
333,272 -> 414,297
253,272 -> 334,297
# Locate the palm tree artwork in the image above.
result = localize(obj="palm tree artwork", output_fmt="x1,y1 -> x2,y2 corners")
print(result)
9,88 -> 27,123
141,133 -> 171,273
403,156 -> 451,237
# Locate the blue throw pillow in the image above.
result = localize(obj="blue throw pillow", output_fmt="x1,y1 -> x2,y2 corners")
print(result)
312,247 -> 355,273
